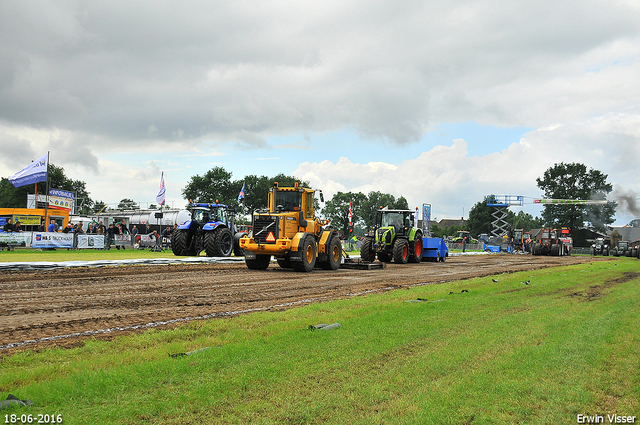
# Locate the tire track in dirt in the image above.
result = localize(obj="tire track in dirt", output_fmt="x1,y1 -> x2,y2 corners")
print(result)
0,255 -> 606,353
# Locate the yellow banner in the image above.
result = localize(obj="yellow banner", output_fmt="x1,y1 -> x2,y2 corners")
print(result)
13,215 -> 41,225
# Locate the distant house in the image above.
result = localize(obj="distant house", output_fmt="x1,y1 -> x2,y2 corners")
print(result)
609,227 -> 640,243
437,218 -> 465,230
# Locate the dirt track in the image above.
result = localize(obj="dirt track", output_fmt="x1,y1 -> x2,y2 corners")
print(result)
0,254 -> 606,354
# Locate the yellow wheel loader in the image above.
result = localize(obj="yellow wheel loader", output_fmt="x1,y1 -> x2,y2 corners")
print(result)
239,182 -> 342,272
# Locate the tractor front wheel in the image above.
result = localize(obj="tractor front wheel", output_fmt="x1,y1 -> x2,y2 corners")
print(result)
393,239 -> 408,264
360,237 -> 376,262
171,229 -> 188,256
408,232 -> 423,263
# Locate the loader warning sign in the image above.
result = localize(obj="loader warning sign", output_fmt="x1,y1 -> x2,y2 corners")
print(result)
266,232 -> 276,242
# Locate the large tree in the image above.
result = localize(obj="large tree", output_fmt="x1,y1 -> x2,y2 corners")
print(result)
321,191 -> 367,235
360,191 -> 409,229
512,211 -> 544,231
181,166 -> 235,206
181,167 -> 310,219
536,162 -> 616,233
236,173 -> 310,215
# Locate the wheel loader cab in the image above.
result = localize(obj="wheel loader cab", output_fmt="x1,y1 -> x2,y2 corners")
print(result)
268,183 -> 318,236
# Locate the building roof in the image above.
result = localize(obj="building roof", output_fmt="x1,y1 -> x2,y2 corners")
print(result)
609,227 -> 640,242
437,218 -> 465,229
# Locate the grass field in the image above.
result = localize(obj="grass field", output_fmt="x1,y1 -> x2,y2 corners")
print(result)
1,258 -> 639,424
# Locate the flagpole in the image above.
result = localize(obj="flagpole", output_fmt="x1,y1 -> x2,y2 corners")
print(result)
44,151 -> 50,229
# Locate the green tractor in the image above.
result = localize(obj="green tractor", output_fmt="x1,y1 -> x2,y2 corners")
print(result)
452,230 -> 477,244
360,208 -> 423,264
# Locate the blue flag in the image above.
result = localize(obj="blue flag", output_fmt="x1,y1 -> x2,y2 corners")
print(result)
238,183 -> 245,202
9,153 -> 48,188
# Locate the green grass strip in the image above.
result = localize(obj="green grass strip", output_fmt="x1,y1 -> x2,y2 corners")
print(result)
1,258 -> 639,424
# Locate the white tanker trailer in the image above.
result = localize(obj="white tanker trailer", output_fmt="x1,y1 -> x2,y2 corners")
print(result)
72,209 -> 191,234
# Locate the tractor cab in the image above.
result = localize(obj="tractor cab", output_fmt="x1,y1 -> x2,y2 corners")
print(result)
376,210 -> 413,237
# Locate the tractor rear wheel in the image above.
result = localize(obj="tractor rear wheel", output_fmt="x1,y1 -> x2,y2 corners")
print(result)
292,235 -> 317,272
246,254 -> 271,270
393,239 -> 408,264
360,237 -> 376,262
319,235 -> 342,270
408,232 -> 423,263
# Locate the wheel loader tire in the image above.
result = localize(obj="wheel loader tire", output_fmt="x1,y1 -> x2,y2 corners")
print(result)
377,251 -> 391,262
171,228 -> 192,256
360,237 -> 376,262
319,235 -> 342,270
234,232 -> 247,257
393,238 -> 409,264
408,232 -> 423,263
292,235 -> 317,272
246,254 -> 271,270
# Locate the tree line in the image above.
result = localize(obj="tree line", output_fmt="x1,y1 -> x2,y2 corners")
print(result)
0,162 -> 618,239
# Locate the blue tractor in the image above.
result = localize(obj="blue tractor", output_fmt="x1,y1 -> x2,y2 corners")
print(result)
172,203 -> 246,257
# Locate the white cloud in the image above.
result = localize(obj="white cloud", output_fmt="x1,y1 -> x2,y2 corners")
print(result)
295,112 -> 640,223
0,0 -> 639,225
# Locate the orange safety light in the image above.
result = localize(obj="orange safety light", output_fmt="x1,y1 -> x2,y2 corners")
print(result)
274,182 -> 279,187
294,182 -> 299,188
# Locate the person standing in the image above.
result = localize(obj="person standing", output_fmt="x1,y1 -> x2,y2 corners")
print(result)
3,218 -> 15,251
131,225 -> 138,236
48,219 -> 57,232
113,223 -> 122,250
106,224 -> 114,250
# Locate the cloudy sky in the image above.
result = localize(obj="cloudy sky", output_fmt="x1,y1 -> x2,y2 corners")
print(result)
1,0 -> 639,225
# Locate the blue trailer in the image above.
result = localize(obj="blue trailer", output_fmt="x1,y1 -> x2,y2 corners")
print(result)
420,237 -> 449,262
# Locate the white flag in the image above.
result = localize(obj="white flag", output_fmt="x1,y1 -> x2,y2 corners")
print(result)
156,172 -> 166,206
9,153 -> 48,188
